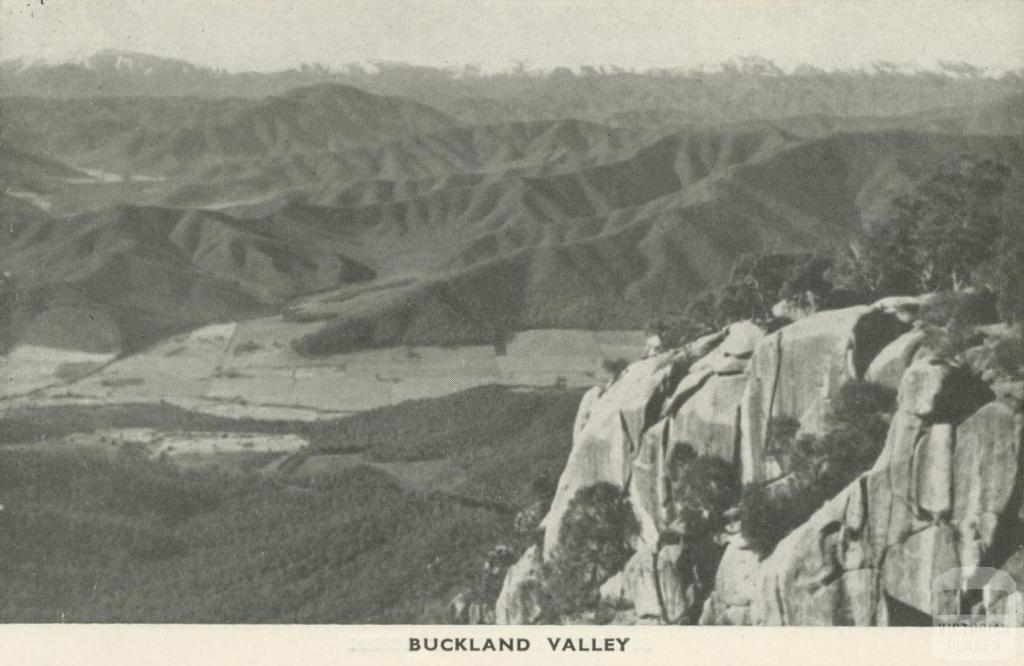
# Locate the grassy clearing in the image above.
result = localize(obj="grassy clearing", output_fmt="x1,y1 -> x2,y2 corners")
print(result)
0,403 -> 307,446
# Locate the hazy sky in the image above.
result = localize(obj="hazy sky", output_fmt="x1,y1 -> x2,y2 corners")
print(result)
2,0 -> 1023,74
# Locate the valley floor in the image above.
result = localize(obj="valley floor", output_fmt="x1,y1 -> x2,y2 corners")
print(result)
1,318 -> 644,420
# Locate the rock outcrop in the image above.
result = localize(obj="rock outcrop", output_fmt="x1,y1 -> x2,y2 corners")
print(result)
704,355 -> 1020,626
495,295 -> 1024,626
494,545 -> 544,625
541,331 -> 724,558
740,306 -> 907,483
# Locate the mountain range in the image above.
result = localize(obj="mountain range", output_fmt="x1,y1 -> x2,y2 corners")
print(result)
2,68 -> 1023,355
4,49 -> 1022,127
1,50 -> 1023,627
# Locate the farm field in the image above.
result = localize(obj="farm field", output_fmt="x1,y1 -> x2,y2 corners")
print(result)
0,315 -> 644,420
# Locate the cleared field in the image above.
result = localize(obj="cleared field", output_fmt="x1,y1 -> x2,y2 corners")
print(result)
167,400 -> 355,421
2,315 -> 644,419
63,428 -> 307,457
390,376 -> 497,404
0,345 -> 117,398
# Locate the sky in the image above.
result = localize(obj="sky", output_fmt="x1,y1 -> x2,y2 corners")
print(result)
2,0 -> 1023,74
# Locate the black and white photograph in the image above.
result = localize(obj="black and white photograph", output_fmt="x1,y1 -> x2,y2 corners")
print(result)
1,0 -> 1023,654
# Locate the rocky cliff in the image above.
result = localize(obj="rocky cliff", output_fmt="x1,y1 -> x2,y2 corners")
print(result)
495,296 -> 1024,625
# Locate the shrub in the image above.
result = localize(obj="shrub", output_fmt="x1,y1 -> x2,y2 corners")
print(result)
915,324 -> 975,361
739,484 -> 781,553
513,500 -> 548,539
804,380 -> 894,490
918,289 -> 999,328
667,454 -> 740,539
473,544 -> 519,604
557,483 -> 634,568
729,254 -> 805,304
716,277 -> 771,325
740,472 -> 826,554
644,318 -> 669,338
741,380 -> 896,555
212,368 -> 249,379
602,357 -> 630,381
666,442 -> 698,477
989,336 -> 1024,380
828,380 -> 896,432
539,482 -> 635,620
766,413 -> 800,451
805,426 -> 881,492
232,340 -> 263,355
778,254 -> 837,310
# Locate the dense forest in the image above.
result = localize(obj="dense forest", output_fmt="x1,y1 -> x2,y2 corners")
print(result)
0,387 -> 580,622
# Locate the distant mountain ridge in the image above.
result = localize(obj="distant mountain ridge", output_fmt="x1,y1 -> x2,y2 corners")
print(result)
1,49 -> 283,98
1,84 -> 458,176
3,50 -> 1021,128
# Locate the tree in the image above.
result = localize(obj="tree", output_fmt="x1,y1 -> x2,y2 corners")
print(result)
664,253 -> 811,347
778,254 -> 837,312
716,277 -> 771,324
666,452 -> 740,539
995,239 -> 1024,326
715,253 -> 804,324
840,155 -> 1010,296
741,380 -> 896,555
912,156 -> 1008,291
539,483 -> 635,619
979,210 -> 1024,325
664,292 -> 720,347
836,200 -> 920,296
